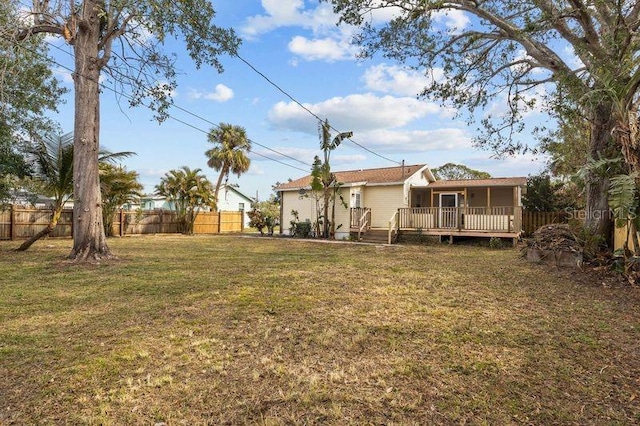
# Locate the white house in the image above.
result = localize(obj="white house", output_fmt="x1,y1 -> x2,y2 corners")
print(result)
276,164 -> 527,243
216,184 -> 254,228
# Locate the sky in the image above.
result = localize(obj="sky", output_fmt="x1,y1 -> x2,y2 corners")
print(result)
44,0 -> 549,201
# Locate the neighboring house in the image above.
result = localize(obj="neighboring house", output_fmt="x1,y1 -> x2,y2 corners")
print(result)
122,195 -> 175,211
276,164 -> 527,243
216,184 -> 254,228
122,185 -> 252,227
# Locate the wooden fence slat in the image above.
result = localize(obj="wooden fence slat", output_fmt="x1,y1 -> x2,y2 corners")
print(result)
0,206 -> 243,240
521,210 -> 575,235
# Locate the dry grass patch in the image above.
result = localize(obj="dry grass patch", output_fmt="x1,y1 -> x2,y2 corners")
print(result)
1,235 -> 639,424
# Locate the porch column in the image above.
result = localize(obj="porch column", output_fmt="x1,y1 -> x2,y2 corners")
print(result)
487,187 -> 491,208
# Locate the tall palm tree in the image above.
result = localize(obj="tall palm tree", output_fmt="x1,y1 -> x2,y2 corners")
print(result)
155,166 -> 216,234
205,123 -> 251,202
17,132 -> 133,251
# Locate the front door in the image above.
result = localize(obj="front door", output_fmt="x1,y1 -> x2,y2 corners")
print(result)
439,193 -> 458,228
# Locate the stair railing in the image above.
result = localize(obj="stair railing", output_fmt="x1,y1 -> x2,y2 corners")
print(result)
388,210 -> 399,244
357,208 -> 371,240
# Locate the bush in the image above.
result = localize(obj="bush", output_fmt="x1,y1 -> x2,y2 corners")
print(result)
489,237 -> 505,249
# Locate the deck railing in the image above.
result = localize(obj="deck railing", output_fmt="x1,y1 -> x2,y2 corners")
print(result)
350,207 -> 371,229
398,206 -> 522,233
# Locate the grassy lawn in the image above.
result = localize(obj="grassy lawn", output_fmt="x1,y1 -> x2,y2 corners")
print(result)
1,235 -> 639,424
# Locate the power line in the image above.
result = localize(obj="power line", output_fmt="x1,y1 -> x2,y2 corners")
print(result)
16,1 -> 401,169
162,0 -> 403,165
23,38 -> 309,174
234,52 -> 402,165
43,37 -> 312,170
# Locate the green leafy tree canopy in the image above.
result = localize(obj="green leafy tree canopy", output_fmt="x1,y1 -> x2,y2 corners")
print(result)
432,163 -> 491,180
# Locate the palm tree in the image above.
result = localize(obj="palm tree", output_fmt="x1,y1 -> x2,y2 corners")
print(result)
16,132 -> 74,251
155,166 -> 216,234
16,132 -> 133,251
100,164 -> 144,236
205,123 -> 251,202
315,119 -> 352,238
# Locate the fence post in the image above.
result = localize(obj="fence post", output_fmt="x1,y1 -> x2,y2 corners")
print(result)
10,204 -> 16,241
119,209 -> 124,237
218,210 -> 221,234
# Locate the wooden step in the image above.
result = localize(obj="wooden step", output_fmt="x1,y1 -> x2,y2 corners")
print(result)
358,230 -> 392,244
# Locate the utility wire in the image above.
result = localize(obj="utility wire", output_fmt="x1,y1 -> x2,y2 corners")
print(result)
234,52 -> 402,165
16,1 -> 401,168
7,34 -> 310,174
44,40 -> 312,170
163,0 -> 403,165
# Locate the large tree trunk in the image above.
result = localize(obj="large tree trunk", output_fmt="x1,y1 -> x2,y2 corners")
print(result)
68,0 -> 112,261
584,103 -> 616,246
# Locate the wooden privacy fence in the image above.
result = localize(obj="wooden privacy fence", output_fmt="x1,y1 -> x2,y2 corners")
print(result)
521,210 -> 573,235
0,206 -> 244,240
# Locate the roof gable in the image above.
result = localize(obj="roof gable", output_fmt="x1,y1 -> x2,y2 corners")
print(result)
220,184 -> 254,202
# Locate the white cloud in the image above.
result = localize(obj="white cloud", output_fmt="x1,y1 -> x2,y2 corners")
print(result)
432,10 -> 470,33
288,35 -> 358,62
246,164 -> 266,176
333,154 -> 367,165
363,64 -> 444,97
464,152 -> 547,177
241,0 -> 337,39
357,128 -> 472,152
53,67 -> 74,84
242,0 -> 358,63
268,93 -> 446,134
189,84 -> 234,102
252,146 -> 316,164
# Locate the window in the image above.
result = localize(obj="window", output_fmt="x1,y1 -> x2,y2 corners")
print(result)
238,203 -> 245,211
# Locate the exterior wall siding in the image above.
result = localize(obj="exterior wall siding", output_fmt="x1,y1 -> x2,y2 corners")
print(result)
489,187 -> 513,206
281,191 -> 318,235
217,189 -> 252,227
281,188 -> 351,238
364,185 -> 405,228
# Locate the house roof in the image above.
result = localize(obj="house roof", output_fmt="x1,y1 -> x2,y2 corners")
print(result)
220,184 -> 254,202
428,177 -> 527,188
277,164 -> 429,191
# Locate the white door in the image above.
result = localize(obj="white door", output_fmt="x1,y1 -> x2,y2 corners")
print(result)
439,193 -> 458,228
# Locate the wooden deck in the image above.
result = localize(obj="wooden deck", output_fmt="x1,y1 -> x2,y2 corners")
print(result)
351,206 -> 523,243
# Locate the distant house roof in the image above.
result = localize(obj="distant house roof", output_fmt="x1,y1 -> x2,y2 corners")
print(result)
220,184 -> 254,202
277,164 -> 431,191
428,177 -> 527,188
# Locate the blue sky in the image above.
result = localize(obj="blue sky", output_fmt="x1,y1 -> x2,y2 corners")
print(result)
45,0 -> 548,201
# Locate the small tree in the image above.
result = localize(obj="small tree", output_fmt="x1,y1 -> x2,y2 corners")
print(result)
100,164 -> 144,236
522,173 -> 580,212
155,167 -> 215,235
315,119 -> 352,238
16,132 -> 132,251
248,199 -> 280,236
